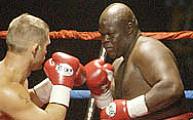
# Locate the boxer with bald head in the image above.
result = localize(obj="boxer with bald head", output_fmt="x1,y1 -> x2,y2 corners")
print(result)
0,13 -> 85,120
85,3 -> 191,120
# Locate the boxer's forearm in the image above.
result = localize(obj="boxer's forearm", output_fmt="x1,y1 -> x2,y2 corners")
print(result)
28,89 -> 44,107
145,79 -> 184,112
25,79 -> 44,107
45,104 -> 67,120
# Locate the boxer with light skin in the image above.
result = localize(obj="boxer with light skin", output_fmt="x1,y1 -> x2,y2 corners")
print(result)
84,3 -> 190,120
0,13 -> 85,120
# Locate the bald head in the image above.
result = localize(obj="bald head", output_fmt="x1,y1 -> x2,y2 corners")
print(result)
99,3 -> 137,28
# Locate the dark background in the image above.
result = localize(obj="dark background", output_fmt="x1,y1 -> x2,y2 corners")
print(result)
0,0 -> 193,119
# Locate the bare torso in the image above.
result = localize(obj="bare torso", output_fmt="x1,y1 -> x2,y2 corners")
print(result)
111,36 -> 188,120
0,81 -> 30,120
113,56 -> 151,99
0,84 -> 23,120
0,66 -> 13,120
0,65 -> 28,120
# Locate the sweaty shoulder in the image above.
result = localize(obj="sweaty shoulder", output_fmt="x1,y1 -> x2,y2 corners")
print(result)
133,36 -> 173,61
132,36 -> 178,86
0,83 -> 31,113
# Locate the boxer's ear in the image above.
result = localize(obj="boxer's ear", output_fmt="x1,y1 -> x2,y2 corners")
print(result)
128,21 -> 133,35
32,43 -> 39,57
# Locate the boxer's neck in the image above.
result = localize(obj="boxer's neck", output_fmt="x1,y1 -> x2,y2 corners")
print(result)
123,31 -> 141,60
2,51 -> 32,83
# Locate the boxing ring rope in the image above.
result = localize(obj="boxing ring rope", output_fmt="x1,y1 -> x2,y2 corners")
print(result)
1,30 -> 193,40
0,30 -> 193,119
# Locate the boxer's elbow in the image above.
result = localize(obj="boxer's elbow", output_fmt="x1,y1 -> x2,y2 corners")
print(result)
167,78 -> 184,100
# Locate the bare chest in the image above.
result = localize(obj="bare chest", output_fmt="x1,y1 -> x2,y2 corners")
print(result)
112,60 -> 151,99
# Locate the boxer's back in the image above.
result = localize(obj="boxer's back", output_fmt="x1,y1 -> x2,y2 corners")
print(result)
0,78 -> 31,120
0,63 -> 25,120
111,36 -> 188,120
0,79 -> 14,119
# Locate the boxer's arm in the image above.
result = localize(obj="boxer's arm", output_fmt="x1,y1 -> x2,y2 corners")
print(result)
25,79 -> 52,107
23,79 -> 43,107
1,84 -> 67,120
24,79 -> 43,107
28,88 -> 43,107
136,39 -> 184,113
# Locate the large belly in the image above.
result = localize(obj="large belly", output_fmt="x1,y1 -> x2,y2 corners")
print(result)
122,76 -> 151,99
113,77 -> 188,119
112,64 -> 188,119
113,66 -> 151,99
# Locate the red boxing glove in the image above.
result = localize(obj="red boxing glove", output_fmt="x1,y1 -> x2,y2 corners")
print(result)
44,52 -> 80,107
100,95 -> 149,120
85,58 -> 113,109
74,64 -> 86,87
100,100 -> 130,120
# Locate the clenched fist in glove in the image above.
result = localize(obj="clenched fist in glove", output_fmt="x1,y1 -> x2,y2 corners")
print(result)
100,95 -> 148,120
85,58 -> 114,109
44,52 -> 83,107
